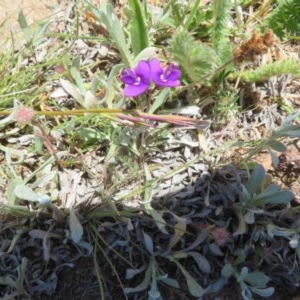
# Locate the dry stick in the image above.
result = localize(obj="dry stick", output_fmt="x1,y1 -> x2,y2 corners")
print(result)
0,108 -> 127,116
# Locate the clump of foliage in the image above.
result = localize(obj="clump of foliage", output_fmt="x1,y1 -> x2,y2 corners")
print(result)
264,0 -> 300,39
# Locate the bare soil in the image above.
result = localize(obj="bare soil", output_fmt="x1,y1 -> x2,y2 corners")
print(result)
0,0 -> 55,38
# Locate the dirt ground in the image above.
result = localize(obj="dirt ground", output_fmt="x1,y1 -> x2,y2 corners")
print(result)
0,0 -> 56,37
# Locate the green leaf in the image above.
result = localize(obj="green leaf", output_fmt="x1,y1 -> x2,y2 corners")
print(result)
211,0 -> 232,60
244,211 -> 255,224
231,59 -> 300,83
60,78 -> 84,106
6,178 -> 24,205
149,89 -> 169,114
147,209 -> 168,234
148,277 -> 160,299
18,9 -> 31,42
257,184 -> 280,197
124,263 -> 152,294
187,251 -> 211,273
238,267 -> 249,282
241,185 -> 252,203
267,224 -> 295,239
126,0 -> 149,57
233,206 -> 247,235
269,140 -> 287,152
71,64 -> 86,95
69,209 -> 83,243
125,266 -> 146,280
169,30 -> 218,83
264,0 -> 300,39
32,20 -> 50,47
241,283 -> 252,300
269,149 -> 279,167
103,64 -> 123,108
168,256 -> 204,297
282,111 -> 299,124
253,189 -> 294,206
245,272 -> 269,287
276,122 -> 300,137
249,286 -> 275,297
157,275 -> 180,288
31,171 -> 57,189
14,184 -> 50,204
0,111 -> 14,130
221,263 -> 234,278
91,76 -> 101,94
143,231 -> 154,255
183,0 -> 201,30
89,1 -> 132,66
285,129 -> 300,138
245,164 -> 265,196
167,213 -> 187,250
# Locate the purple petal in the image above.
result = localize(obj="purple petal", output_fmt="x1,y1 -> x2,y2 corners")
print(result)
121,61 -> 151,97
124,82 -> 149,97
165,65 -> 181,81
134,60 -> 151,83
148,58 -> 164,82
149,59 -> 181,87
121,69 -> 137,85
160,79 -> 181,87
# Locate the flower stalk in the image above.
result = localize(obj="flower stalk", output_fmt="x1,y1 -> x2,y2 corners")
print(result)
0,107 -> 209,129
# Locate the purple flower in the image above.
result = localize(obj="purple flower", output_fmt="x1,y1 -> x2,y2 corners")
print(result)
121,60 -> 151,97
148,58 -> 181,87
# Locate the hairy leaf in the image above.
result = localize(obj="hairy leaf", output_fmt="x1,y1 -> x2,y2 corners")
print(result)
169,30 -> 218,83
231,59 -> 300,83
211,0 -> 232,63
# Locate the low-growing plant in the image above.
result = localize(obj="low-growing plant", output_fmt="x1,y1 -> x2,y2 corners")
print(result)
263,0 -> 300,39
243,111 -> 300,165
234,164 -> 295,235
221,264 -> 275,299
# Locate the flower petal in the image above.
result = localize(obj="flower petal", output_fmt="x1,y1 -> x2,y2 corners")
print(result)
121,69 -> 137,85
148,58 -> 163,82
160,79 -> 181,87
124,82 -> 149,97
149,59 -> 181,87
135,60 -> 152,82
165,66 -> 181,81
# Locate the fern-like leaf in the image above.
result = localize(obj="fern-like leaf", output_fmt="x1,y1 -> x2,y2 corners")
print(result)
169,30 -> 218,84
211,0 -> 232,53
211,0 -> 233,63
231,58 -> 300,83
264,0 -> 300,39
